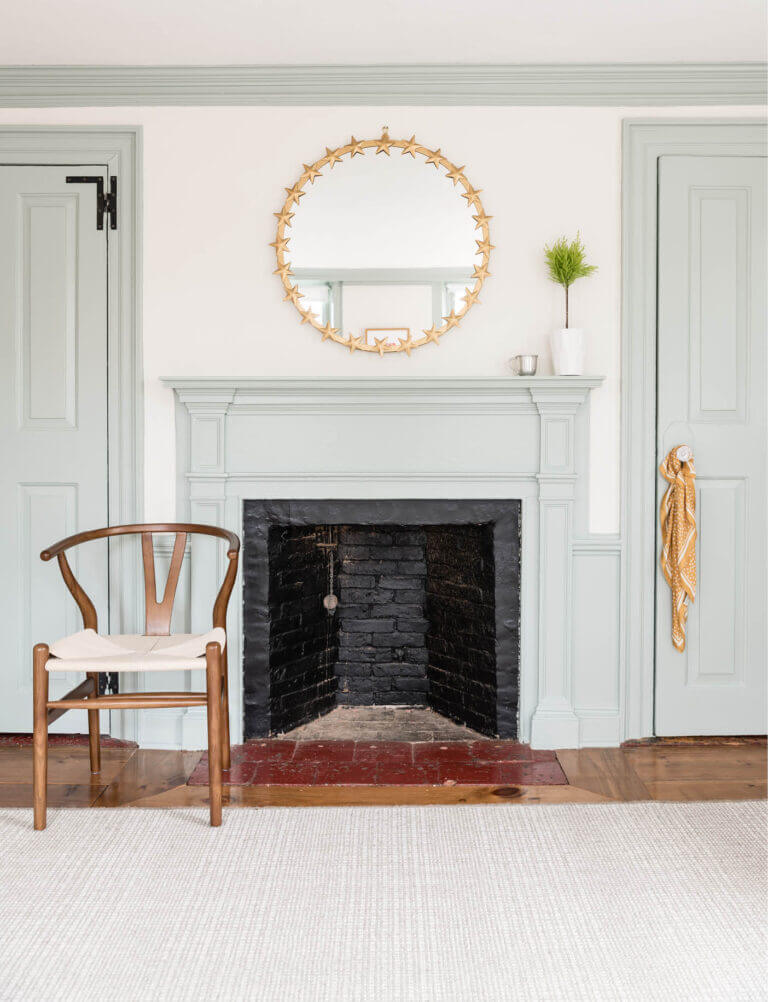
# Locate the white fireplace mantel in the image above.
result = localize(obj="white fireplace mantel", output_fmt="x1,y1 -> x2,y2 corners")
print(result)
155,377 -> 621,751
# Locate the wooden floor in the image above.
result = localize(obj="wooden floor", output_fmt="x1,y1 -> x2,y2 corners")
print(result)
0,740 -> 764,809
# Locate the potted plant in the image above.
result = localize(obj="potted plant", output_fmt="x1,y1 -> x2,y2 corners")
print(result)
544,233 -> 597,375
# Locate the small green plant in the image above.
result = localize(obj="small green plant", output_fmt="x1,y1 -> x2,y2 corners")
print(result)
544,233 -> 597,328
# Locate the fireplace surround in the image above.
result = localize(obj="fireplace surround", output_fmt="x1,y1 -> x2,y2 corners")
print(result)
159,378 -> 620,752
242,500 -> 521,738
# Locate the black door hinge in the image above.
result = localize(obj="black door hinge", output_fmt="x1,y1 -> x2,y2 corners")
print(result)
65,175 -> 117,231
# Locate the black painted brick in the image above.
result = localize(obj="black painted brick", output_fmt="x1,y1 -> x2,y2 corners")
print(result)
243,501 -> 520,739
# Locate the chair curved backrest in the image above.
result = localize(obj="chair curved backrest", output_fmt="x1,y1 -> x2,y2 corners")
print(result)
40,523 -> 241,636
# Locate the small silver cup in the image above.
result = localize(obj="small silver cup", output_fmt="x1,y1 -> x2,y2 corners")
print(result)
509,354 -> 538,376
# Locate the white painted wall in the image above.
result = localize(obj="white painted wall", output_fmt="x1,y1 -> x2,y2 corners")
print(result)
0,105 -> 761,533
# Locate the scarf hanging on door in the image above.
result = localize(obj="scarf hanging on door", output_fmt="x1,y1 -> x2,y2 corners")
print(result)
659,447 -> 696,652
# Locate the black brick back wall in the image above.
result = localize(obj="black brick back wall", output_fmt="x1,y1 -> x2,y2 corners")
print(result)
425,524 -> 497,734
243,500 -> 520,739
336,527 -> 429,706
268,526 -> 338,733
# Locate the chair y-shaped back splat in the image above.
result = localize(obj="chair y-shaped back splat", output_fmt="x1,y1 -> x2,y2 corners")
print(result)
40,522 -> 241,635
142,531 -> 187,636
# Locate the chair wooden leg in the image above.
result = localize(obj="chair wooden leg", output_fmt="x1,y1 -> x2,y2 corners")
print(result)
205,642 -> 223,827
220,648 -> 231,772
33,644 -> 50,831
86,672 -> 101,774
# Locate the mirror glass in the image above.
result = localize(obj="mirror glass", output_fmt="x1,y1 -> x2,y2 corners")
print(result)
275,135 -> 490,353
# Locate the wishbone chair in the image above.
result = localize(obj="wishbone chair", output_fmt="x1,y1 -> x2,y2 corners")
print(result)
33,523 -> 240,829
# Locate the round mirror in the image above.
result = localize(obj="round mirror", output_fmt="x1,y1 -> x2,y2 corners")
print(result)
272,131 -> 492,355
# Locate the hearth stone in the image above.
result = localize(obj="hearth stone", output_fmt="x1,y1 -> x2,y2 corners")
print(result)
242,500 -> 521,740
285,706 -> 485,742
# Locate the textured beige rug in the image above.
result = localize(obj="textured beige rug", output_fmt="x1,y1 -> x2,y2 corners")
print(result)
1,802 -> 765,1001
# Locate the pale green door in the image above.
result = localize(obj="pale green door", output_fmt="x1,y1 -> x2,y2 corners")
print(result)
655,155 -> 767,735
0,166 -> 109,732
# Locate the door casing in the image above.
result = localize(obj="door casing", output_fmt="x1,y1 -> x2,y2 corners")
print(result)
0,127 -> 143,742
621,119 -> 768,741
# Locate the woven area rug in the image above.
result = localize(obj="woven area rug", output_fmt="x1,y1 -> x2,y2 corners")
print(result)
1,802 -> 765,1002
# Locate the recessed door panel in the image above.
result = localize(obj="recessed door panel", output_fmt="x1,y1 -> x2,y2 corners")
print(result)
689,187 -> 748,422
687,479 -> 745,684
19,196 -> 79,428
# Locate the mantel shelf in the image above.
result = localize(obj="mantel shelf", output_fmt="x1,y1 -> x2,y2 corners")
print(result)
162,377 -> 605,392
164,377 -> 605,418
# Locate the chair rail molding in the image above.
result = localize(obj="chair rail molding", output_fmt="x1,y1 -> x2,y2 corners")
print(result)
621,118 -> 767,741
161,377 -> 621,752
0,64 -> 765,107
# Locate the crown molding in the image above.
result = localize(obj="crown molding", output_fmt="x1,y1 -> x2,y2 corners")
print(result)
0,63 -> 765,106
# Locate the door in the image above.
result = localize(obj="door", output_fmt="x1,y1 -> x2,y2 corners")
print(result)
655,155 -> 767,735
0,167 -> 110,732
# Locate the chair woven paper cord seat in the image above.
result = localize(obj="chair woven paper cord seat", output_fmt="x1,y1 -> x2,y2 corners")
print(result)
46,628 -> 226,671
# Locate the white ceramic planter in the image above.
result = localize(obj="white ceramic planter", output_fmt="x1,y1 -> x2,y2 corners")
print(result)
551,327 -> 585,375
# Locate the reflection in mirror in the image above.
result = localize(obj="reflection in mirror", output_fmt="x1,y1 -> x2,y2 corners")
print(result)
273,132 -> 492,354
290,155 -> 477,341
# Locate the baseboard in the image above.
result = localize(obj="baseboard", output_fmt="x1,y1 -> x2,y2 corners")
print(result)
576,709 -> 622,747
530,709 -> 581,750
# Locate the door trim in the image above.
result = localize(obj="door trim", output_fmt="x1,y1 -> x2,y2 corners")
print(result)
0,126 -> 143,741
620,118 -> 767,741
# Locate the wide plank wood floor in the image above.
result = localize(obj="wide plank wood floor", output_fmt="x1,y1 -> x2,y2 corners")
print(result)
0,740 -> 764,809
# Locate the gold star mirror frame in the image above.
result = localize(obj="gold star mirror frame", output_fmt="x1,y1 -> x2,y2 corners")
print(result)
272,130 -> 492,355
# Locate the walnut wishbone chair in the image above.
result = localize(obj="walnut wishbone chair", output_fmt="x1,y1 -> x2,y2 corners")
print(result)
33,523 -> 240,829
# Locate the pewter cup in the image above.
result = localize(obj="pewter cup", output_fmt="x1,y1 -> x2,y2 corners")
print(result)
509,354 -> 538,376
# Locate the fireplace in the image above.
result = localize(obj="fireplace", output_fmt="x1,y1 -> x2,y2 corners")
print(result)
165,377 -> 613,753
242,500 -> 521,739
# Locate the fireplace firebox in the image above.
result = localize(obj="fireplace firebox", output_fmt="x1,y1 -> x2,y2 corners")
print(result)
243,500 -> 521,739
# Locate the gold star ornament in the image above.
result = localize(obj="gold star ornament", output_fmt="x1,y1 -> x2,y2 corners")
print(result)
302,163 -> 323,184
444,163 -> 466,186
345,334 -> 364,353
319,322 -> 339,341
398,331 -> 416,355
461,187 -> 483,210
284,183 -> 305,205
274,207 -> 295,228
374,130 -> 393,156
442,310 -> 461,331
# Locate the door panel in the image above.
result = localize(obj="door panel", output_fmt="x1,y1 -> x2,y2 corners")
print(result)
655,155 -> 767,735
0,166 -> 109,732
689,187 -> 748,422
688,478 -> 745,684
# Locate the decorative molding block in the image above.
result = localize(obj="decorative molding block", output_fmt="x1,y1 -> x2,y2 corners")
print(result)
0,64 -> 765,107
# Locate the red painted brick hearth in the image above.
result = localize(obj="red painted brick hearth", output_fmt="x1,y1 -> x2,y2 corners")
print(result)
188,740 -> 566,787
